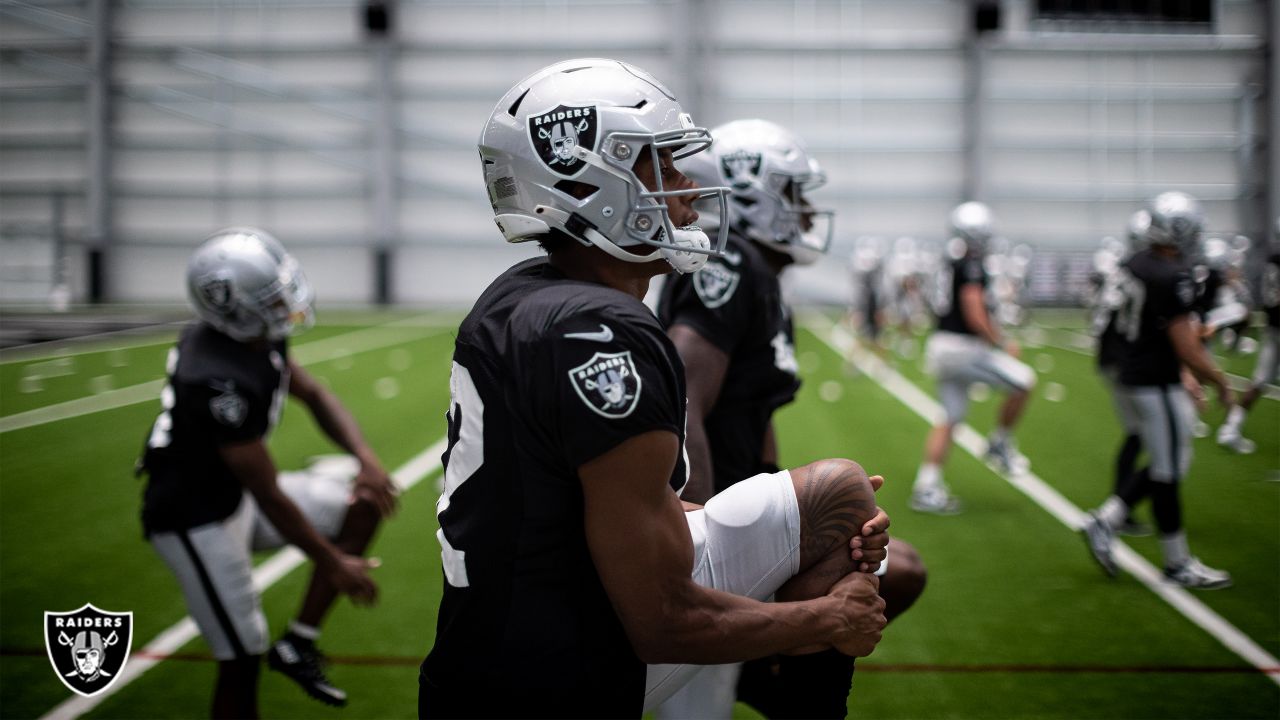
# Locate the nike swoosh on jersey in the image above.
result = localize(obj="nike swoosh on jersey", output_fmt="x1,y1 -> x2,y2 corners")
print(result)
563,324 -> 614,343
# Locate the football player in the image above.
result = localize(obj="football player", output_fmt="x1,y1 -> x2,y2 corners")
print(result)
654,119 -> 927,719
1088,211 -> 1154,536
1217,220 -> 1280,453
420,59 -> 892,719
1081,192 -> 1236,589
909,202 -> 1037,514
138,228 -> 397,717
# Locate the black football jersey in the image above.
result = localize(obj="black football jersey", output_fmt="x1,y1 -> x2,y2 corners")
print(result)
1091,267 -> 1130,370
1192,266 -> 1224,321
1116,249 -> 1198,386
657,232 -> 801,494
139,323 -> 288,536
1262,252 -> 1280,329
935,254 -> 988,335
422,257 -> 687,717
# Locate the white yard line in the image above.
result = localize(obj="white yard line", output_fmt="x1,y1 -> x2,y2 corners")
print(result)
802,313 -> 1280,687
38,435 -> 449,720
1027,324 -> 1279,401
0,317 -> 450,434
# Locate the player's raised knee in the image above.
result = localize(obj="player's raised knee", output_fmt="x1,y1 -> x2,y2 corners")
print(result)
791,458 -> 878,550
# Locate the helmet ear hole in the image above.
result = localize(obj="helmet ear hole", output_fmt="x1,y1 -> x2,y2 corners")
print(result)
554,180 -> 599,201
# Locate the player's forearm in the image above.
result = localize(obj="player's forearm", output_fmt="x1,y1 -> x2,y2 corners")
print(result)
305,388 -> 377,464
632,583 -> 850,664
252,487 -> 344,568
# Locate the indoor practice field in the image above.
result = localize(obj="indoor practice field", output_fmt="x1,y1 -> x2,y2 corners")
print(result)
0,308 -> 1275,720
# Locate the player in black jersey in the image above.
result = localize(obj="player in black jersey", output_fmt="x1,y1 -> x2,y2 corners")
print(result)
1217,226 -> 1280,452
138,228 -> 396,717
1082,192 -> 1236,589
420,59 -> 891,719
1089,212 -> 1155,537
655,120 -> 927,720
910,202 -> 1037,514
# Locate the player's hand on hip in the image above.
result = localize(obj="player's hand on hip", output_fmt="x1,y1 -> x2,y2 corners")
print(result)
354,461 -> 399,517
850,474 -> 890,573
327,553 -> 380,606
828,572 -> 886,657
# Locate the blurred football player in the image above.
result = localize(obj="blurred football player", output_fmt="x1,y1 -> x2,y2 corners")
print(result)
138,227 -> 397,717
910,202 -> 1037,514
1217,222 -> 1280,453
655,119 -> 927,719
1088,212 -> 1154,536
419,59 -> 892,718
1082,192 -> 1237,589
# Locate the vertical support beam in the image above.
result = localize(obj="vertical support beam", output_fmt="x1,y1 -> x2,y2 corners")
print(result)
367,0 -> 399,305
673,0 -> 708,124
85,0 -> 113,303
1269,0 -> 1279,248
961,2 -> 989,203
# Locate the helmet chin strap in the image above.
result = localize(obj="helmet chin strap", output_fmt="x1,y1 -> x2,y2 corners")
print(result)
535,205 -> 711,274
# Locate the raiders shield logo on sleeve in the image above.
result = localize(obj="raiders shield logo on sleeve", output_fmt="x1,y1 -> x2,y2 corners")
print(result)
528,104 -> 599,178
693,261 -> 741,309
44,604 -> 133,698
568,351 -> 642,419
210,390 -> 248,427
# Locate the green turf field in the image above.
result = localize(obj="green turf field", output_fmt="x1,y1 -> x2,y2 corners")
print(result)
1,308 -> 1276,719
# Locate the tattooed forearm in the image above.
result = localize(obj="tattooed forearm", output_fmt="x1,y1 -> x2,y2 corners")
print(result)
795,459 -> 876,568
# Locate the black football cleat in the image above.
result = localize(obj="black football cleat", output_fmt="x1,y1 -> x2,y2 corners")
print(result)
267,633 -> 348,707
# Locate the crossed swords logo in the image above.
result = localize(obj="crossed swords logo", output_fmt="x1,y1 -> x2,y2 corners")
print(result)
56,629 -> 119,682
537,118 -> 591,166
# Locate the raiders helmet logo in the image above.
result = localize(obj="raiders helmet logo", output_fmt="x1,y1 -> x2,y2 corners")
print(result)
568,351 -> 642,419
528,104 -> 599,178
199,277 -> 233,310
693,261 -> 741,309
720,150 -> 762,189
44,604 -> 133,698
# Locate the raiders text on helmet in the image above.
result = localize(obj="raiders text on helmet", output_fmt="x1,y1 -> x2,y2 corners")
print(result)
1146,191 -> 1205,259
479,58 -> 731,274
679,119 -> 834,265
187,227 -> 315,342
949,201 -> 995,256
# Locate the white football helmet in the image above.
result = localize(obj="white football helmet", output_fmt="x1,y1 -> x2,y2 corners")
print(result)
1147,191 -> 1204,258
679,119 -> 833,265
187,227 -> 314,342
949,201 -> 995,256
1126,209 -> 1151,254
479,58 -> 729,274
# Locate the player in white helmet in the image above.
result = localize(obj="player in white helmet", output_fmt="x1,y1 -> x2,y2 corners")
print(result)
654,119 -> 927,720
420,60 -> 892,718
910,202 -> 1037,514
1217,219 -> 1280,453
1082,192 -> 1237,589
139,228 -> 397,715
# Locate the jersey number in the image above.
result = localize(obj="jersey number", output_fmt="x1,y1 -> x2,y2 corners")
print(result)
1113,269 -> 1146,342
436,361 -> 484,588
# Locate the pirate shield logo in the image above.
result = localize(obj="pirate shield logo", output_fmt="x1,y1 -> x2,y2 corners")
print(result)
720,150 -> 762,189
528,104 -> 599,178
44,604 -> 133,697
199,276 -> 233,310
693,260 -> 741,309
568,350 -> 642,419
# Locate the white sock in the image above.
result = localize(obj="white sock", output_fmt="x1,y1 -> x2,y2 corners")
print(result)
1159,531 -> 1191,570
914,463 -> 942,494
1224,405 -> 1245,429
289,621 -> 320,641
1097,496 -> 1128,529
